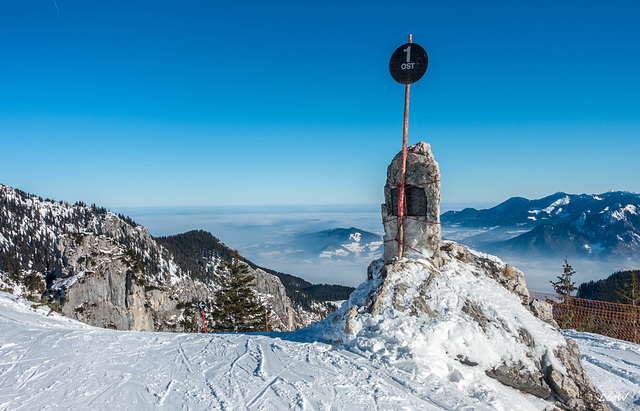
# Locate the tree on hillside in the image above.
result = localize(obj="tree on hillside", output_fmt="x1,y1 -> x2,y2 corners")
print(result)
615,272 -> 640,306
549,258 -> 579,331
550,258 -> 577,296
211,251 -> 266,333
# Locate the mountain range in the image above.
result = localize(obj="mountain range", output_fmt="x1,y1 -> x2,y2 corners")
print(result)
246,227 -> 384,286
0,184 -> 353,332
441,191 -> 640,259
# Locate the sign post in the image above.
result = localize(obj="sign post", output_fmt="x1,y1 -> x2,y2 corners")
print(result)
199,300 -> 207,333
389,34 -> 428,260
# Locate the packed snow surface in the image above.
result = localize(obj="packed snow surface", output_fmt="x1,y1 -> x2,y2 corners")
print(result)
1,293 -> 638,410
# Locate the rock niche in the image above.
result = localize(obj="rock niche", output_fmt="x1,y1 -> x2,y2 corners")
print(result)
382,142 -> 441,261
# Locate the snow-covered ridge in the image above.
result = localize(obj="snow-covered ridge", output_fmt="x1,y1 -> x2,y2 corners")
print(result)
271,227 -> 383,262
0,183 -> 183,285
540,195 -> 571,215
441,191 -> 640,258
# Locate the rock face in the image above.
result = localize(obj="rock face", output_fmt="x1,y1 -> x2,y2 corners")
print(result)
51,232 -> 303,332
0,184 -> 315,332
382,142 -> 441,261
52,233 -> 215,332
548,337 -> 610,411
313,242 -> 611,410
54,234 -> 155,331
253,268 -> 296,331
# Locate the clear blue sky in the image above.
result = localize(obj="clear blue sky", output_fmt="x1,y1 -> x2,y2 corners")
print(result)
1,1 -> 639,207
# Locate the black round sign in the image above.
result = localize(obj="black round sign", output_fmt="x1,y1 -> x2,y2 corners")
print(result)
198,301 -> 206,310
389,42 -> 428,85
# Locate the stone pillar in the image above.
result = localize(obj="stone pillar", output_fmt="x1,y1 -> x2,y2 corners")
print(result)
382,142 -> 441,261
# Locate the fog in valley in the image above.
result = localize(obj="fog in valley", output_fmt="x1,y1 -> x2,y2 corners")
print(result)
115,204 -> 638,292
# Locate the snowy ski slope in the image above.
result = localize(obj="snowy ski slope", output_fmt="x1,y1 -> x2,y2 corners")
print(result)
0,292 -> 638,410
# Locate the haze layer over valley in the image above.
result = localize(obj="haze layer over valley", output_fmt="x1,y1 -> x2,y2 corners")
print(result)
115,192 -> 640,292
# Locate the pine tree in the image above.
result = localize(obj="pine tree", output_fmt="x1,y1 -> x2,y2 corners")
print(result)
615,272 -> 640,306
550,258 -> 577,296
211,251 -> 266,333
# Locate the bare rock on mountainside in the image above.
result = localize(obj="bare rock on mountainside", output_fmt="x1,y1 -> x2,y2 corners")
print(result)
54,234 -> 155,331
314,241 -> 611,410
53,233 -> 218,331
51,229 -> 305,332
0,184 -> 320,332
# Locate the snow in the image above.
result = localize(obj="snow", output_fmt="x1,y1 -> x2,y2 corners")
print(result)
168,258 -> 182,286
309,257 -> 572,410
1,284 -> 639,410
585,243 -> 605,253
542,196 -> 570,214
0,292 -> 451,410
348,232 -> 361,243
339,233 -> 382,256
50,270 -> 87,290
564,330 -> 640,411
610,204 -> 638,221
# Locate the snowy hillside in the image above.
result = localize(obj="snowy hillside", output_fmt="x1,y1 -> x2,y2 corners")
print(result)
0,290 -> 638,410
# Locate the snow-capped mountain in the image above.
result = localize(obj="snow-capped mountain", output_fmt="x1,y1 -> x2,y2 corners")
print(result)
441,191 -> 640,258
0,184 -> 341,331
265,227 -> 383,261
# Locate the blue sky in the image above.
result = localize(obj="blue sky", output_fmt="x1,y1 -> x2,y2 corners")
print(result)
1,1 -> 639,207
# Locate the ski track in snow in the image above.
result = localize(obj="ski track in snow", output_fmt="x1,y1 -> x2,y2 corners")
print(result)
564,329 -> 640,411
0,293 -> 639,410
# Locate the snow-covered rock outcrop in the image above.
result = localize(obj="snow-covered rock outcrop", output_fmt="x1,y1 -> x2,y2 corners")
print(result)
310,241 -> 610,410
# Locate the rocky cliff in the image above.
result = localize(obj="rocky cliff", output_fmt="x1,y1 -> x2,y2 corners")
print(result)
0,184 -> 326,332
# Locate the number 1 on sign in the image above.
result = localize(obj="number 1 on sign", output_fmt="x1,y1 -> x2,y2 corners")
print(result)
403,45 -> 411,63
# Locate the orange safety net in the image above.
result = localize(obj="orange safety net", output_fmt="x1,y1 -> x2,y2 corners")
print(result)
529,291 -> 640,344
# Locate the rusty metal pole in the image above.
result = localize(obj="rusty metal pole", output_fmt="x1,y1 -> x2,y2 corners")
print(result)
201,307 -> 207,333
397,34 -> 412,260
